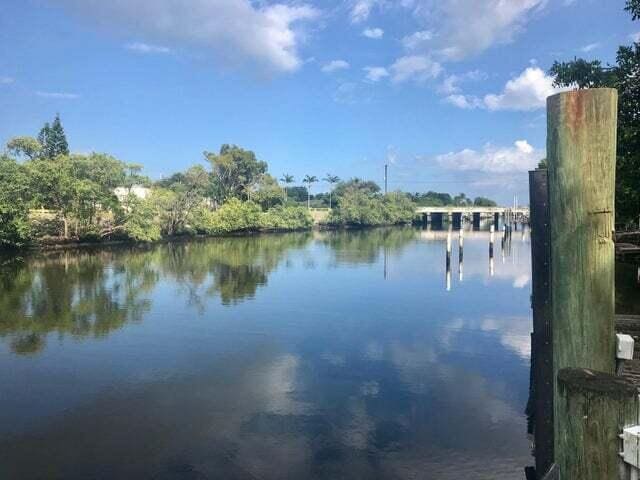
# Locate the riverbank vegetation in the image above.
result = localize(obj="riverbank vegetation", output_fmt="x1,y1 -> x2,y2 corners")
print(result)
1,116 -> 497,249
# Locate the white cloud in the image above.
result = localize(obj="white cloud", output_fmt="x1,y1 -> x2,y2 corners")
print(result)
362,27 -> 384,39
390,55 -> 442,83
438,70 -> 485,94
363,66 -> 389,82
36,91 -> 80,99
53,0 -> 319,73
0,76 -> 14,85
402,30 -> 433,50
630,32 -> 640,43
350,0 -> 381,23
437,139 -> 540,173
444,94 -> 482,109
401,0 -> 545,60
483,67 -> 565,111
322,59 -> 350,73
580,42 -> 600,53
125,42 -> 172,54
439,75 -> 459,95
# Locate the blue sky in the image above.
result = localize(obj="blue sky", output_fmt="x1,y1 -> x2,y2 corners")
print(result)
1,0 -> 637,204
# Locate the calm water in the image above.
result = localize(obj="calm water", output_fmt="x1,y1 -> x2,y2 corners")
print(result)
0,226 -> 534,479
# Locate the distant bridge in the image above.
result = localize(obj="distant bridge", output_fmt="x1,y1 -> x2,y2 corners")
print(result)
416,206 -> 530,226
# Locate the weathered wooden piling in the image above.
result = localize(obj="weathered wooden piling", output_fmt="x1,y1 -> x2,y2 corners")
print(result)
547,88 -> 618,474
556,368 -> 638,480
548,88 -> 618,373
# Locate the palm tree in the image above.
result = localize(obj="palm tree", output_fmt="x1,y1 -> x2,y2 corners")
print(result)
280,174 -> 295,202
302,175 -> 318,209
323,174 -> 340,209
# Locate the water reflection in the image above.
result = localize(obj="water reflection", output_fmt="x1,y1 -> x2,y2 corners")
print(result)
0,234 -> 313,354
0,227 -> 534,479
0,251 -> 156,354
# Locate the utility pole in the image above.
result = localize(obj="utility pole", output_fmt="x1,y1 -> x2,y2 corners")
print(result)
384,164 -> 388,195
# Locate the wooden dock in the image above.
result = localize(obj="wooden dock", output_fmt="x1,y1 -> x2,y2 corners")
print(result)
616,243 -> 640,262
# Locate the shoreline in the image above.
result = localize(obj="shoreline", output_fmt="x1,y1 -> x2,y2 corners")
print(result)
0,222 -> 415,257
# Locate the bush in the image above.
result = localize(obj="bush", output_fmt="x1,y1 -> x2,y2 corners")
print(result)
121,196 -> 162,242
78,230 -> 102,243
260,205 -> 313,230
381,193 -> 417,224
204,199 -> 262,234
0,206 -> 31,248
328,190 -> 416,227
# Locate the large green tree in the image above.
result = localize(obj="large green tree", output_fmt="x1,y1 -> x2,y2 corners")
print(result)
6,136 -> 42,160
473,196 -> 497,207
253,174 -> 283,210
151,165 -> 210,235
38,114 -> 69,159
0,156 -> 31,248
333,178 -> 381,201
204,144 -> 267,202
26,156 -> 77,238
550,0 -> 640,227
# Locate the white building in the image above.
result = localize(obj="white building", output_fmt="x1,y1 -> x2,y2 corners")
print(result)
113,185 -> 151,203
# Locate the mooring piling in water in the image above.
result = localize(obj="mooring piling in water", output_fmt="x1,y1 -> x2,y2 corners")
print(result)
544,88 -> 618,478
458,228 -> 464,282
446,227 -> 452,291
489,225 -> 495,259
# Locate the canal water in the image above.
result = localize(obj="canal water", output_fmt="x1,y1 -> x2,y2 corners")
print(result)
0,226 -> 534,479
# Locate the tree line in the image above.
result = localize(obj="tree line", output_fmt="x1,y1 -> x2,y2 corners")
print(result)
0,115 -> 497,249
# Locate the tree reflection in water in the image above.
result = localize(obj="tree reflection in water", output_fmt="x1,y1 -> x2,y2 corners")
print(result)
0,233 -> 313,354
0,250 -> 157,354
318,227 -> 418,265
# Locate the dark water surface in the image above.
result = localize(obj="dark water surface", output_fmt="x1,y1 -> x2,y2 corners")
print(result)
0,227 -> 534,479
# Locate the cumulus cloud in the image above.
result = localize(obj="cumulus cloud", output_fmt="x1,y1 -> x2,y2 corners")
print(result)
322,59 -> 350,73
52,0 -> 319,73
580,42 -> 600,52
483,67 -> 565,111
390,55 -> 442,83
436,139 -> 540,173
125,42 -> 172,54
362,27 -> 384,39
363,66 -> 389,82
400,0 -> 545,60
36,91 -> 80,99
0,76 -> 14,85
